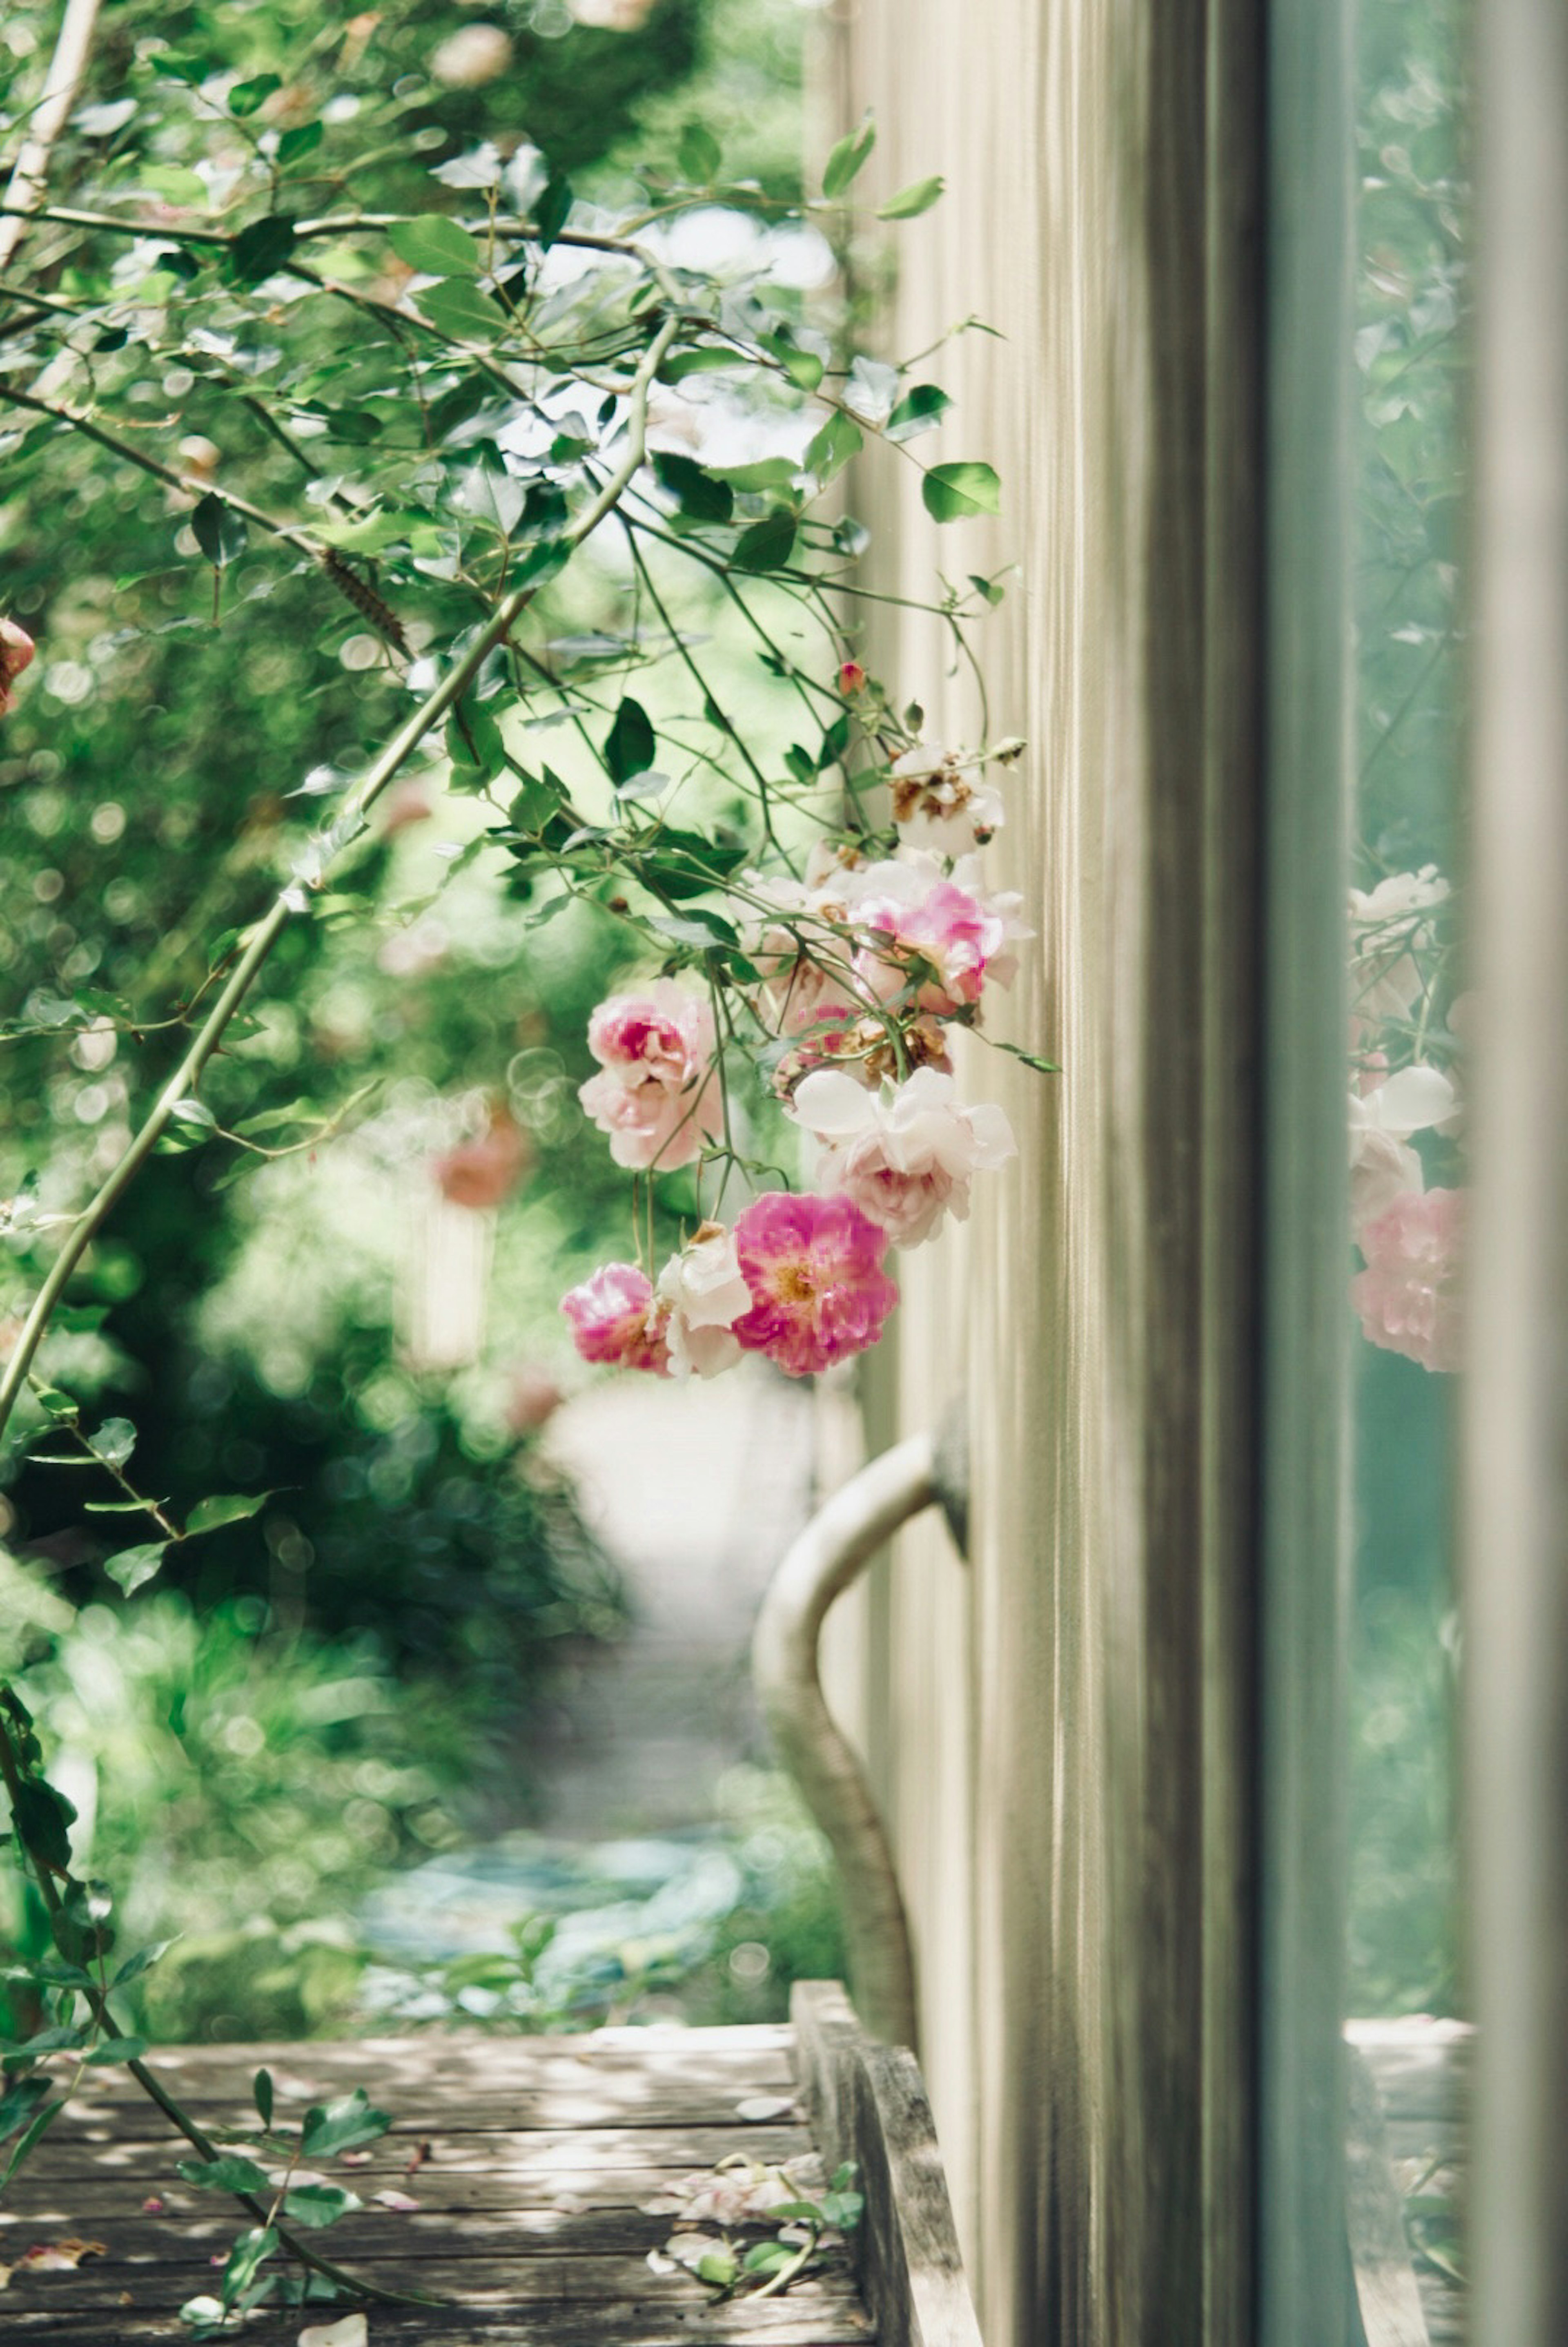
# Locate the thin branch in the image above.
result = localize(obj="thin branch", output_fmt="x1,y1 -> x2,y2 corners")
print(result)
0,0 -> 105,274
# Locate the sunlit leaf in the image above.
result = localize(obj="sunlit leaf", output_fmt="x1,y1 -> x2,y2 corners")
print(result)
921,461 -> 1002,522
822,113 -> 875,200
387,215 -> 484,279
878,174 -> 945,220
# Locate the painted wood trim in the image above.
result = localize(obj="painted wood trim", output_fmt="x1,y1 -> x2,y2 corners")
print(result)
792,1981 -> 984,2347
1466,3 -> 1568,2342
1259,0 -> 1355,2339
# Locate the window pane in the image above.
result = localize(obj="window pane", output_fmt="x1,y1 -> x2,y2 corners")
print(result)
1346,0 -> 1470,2332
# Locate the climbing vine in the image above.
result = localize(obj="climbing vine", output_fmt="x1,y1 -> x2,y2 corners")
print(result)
0,2 -> 1036,2328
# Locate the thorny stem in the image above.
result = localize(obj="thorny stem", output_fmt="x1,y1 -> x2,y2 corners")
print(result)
0,309 -> 681,1447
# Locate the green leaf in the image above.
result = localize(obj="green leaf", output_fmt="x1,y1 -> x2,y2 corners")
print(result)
281,2183 -> 361,2229
33,1384 -> 79,1423
878,174 -> 945,220
0,2074 -> 54,2137
535,172 -> 573,250
276,120 -> 323,167
697,2247 -> 739,2287
653,452 -> 733,525
446,699 -> 508,788
110,1939 -> 174,1989
254,2069 -> 274,2128
708,456 -> 799,493
185,1491 -> 276,1537
604,696 -> 655,787
742,2240 -> 796,2273
228,74 -> 281,118
221,2226 -> 277,2303
761,329 -> 824,392
84,2036 -> 147,2066
0,2094 -> 63,2188
823,113 -> 876,200
300,2088 -> 392,2157
9,1778 -> 76,1872
732,509 -> 798,573
921,461 -> 1002,522
387,215 -> 484,279
90,1417 -> 137,1470
886,383 -> 953,443
677,122 -> 722,182
228,213 -> 297,286
804,411 -> 864,482
659,346 -> 751,383
178,2153 -> 272,2197
416,277 -> 508,341
104,1542 -> 169,1597
191,496 -> 247,568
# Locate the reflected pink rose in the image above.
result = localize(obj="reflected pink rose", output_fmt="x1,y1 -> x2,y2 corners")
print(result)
1350,1186 -> 1464,1374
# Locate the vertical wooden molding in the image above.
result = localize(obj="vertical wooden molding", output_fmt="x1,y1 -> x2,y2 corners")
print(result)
1467,4 -> 1568,2342
1258,0 -> 1354,2343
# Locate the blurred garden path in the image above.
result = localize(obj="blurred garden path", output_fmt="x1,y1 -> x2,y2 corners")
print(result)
533,1365 -> 817,1835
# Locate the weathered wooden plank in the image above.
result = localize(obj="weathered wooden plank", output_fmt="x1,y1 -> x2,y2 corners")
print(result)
1,2164 -> 789,2218
26,2122 -> 811,2171
36,2079 -> 798,2132
791,1983 -> 979,2347
1348,2023 -> 1472,2125
0,2252 -> 860,2307
46,2032 -> 793,2098
1345,2046 -> 1432,2347
0,2302 -> 873,2347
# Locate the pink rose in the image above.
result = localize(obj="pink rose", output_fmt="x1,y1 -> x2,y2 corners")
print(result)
891,879 -> 1010,1011
579,980 -> 722,1170
731,1191 -> 898,1378
587,980 -> 714,1086
560,1263 -> 670,1375
0,618 -> 35,716
1350,1186 -> 1464,1374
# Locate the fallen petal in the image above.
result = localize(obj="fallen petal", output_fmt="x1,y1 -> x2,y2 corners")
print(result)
373,2189 -> 421,2212
299,2316 -> 369,2347
735,2095 -> 795,2122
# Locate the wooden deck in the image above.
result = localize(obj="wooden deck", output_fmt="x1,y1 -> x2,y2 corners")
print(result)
1351,2018 -> 1471,2347
0,2016 -> 877,2343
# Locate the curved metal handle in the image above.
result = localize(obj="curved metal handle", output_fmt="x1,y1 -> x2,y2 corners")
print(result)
751,1420 -> 967,2051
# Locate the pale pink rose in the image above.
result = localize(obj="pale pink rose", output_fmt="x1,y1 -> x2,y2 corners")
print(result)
578,1066 -> 722,1170
791,1067 -> 1017,1248
432,1106 -> 531,1209
579,980 -> 722,1170
1350,1186 -> 1464,1373
655,1225 -> 751,1381
731,1191 -> 898,1377
0,617 -> 36,715
588,981 -> 715,1088
560,1263 -> 670,1374
1346,1062 -> 1457,1234
850,854 -> 1029,1015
